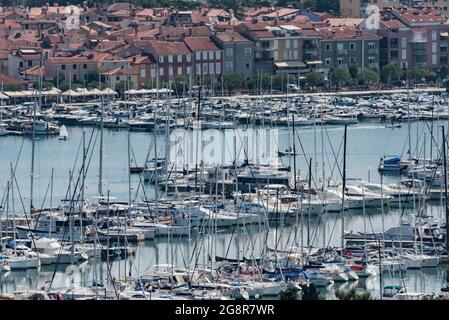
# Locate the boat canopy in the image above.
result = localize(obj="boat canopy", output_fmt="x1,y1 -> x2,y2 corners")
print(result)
383,157 -> 401,164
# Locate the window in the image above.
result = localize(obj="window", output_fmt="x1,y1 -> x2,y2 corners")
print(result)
215,63 -> 221,74
226,61 -> 233,71
215,51 -> 221,60
226,47 -> 233,57
401,49 -> 407,60
186,54 -> 192,62
293,51 -> 298,60
286,40 -> 290,49
73,74 -> 77,81
325,58 -> 331,66
337,43 -> 344,51
432,42 -> 437,53
368,42 -> 375,50
293,39 -> 298,49
196,52 -> 201,60
350,57 -> 355,64
116,76 -> 120,81
159,56 -> 164,63
196,64 -> 201,75
61,64 -> 65,70
208,51 -> 214,60
177,55 -> 182,63
169,67 -> 173,76
368,57 -> 375,64
140,66 -> 146,78
19,61 -> 24,68
245,62 -> 250,69
159,67 -> 164,76
202,63 -> 208,74
151,68 -> 156,78
209,63 -> 214,74
273,51 -> 278,60
401,37 -> 407,48
350,43 -> 355,50
177,67 -> 182,75
168,55 -> 173,63
337,58 -> 344,65
27,61 -> 32,67
186,66 -> 192,75
73,64 -> 77,69
202,51 -> 208,60
325,43 -> 331,51
432,30 -> 437,41
245,48 -> 252,57
432,54 -> 437,64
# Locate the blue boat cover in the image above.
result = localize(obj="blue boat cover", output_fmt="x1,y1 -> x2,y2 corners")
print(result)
383,157 -> 400,164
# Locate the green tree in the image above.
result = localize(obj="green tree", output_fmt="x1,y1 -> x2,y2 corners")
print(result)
41,81 -> 54,90
315,0 -> 339,15
279,286 -> 300,300
87,82 -> 108,90
87,70 -> 102,84
3,83 -> 23,91
305,71 -> 325,87
357,69 -> 379,85
407,65 -> 429,82
335,288 -> 373,300
173,75 -> 188,94
425,71 -> 438,83
221,74 -> 246,95
440,65 -> 449,80
116,80 -> 134,95
329,68 -> 351,87
381,63 -> 403,84
300,283 -> 324,300
349,65 -> 358,80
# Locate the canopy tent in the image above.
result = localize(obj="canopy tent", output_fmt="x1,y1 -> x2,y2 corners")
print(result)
62,89 -> 81,97
0,92 -> 10,99
101,88 -> 118,95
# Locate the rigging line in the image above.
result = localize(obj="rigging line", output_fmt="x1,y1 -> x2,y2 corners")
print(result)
47,123 -> 99,289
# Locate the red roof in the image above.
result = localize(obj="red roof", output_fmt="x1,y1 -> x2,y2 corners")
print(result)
214,31 -> 250,43
394,7 -> 443,25
316,26 -> 380,40
148,41 -> 191,56
184,36 -> 219,52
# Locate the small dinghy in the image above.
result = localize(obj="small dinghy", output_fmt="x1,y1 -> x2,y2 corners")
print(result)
59,125 -> 68,140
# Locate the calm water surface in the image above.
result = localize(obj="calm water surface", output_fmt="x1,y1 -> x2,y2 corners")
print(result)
0,120 -> 447,298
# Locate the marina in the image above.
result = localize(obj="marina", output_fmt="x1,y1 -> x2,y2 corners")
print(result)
0,89 -> 449,300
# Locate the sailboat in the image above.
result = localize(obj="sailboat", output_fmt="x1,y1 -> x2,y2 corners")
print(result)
59,125 -> 68,140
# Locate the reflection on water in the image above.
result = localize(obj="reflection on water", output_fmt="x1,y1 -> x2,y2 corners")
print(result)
0,122 -> 448,296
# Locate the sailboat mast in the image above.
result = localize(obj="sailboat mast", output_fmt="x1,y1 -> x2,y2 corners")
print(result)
442,126 -> 448,251
98,71 -> 104,196
292,113 -> 297,191
341,124 -> 348,249
407,79 -> 411,159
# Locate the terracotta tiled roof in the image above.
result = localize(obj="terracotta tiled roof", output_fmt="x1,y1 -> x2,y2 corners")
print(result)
316,26 -> 380,40
148,41 -> 191,56
0,73 -> 24,84
394,7 -> 443,24
262,8 -> 299,18
380,18 -> 408,29
184,36 -> 220,52
214,31 -> 250,43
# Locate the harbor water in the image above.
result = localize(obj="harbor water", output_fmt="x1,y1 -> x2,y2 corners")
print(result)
0,121 -> 447,298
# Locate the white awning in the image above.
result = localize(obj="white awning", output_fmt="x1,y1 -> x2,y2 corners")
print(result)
306,60 -> 322,65
0,92 -> 9,99
275,61 -> 306,68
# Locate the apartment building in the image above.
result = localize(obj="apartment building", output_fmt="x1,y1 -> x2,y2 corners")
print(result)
317,26 -> 381,71
184,36 -> 223,80
340,0 -> 400,18
144,41 -> 193,83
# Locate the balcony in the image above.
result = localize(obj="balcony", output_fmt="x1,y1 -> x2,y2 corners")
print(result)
255,56 -> 274,62
337,49 -> 347,55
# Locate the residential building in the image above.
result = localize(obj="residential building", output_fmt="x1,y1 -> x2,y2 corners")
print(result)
184,36 -> 223,81
236,22 -> 276,73
43,54 -> 98,83
8,49 -> 43,79
317,26 -> 381,71
378,6 -> 449,70
340,0 -> 400,18
144,41 -> 193,83
212,31 -> 254,79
